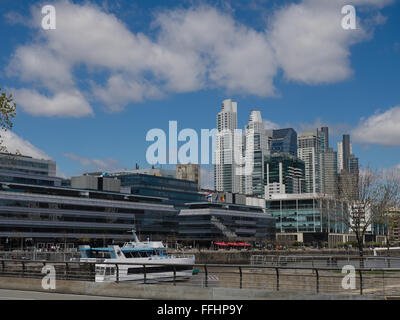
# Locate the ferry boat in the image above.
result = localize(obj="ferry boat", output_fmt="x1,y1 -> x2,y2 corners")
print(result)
78,232 -> 195,283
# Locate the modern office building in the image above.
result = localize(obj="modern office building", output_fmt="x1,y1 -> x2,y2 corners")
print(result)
176,164 -> 200,189
109,172 -> 204,209
337,134 -> 359,199
71,174 -> 121,192
319,148 -> 338,196
337,141 -> 343,173
319,127 -> 329,153
242,110 -> 270,197
214,99 -> 241,193
342,134 -> 351,172
270,128 -> 298,156
0,153 -> 61,187
266,193 -> 349,244
349,155 -> 359,175
297,131 -> 321,193
386,207 -> 400,243
107,167 -> 176,179
178,202 -> 275,246
264,153 -> 306,199
317,126 -> 338,196
337,134 -> 356,174
0,181 -> 179,250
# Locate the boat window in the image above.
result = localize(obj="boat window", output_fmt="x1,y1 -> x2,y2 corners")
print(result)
96,266 -> 105,275
90,251 -> 111,259
105,267 -> 111,276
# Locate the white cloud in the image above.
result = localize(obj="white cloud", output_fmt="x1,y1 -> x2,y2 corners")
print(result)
352,105 -> 400,146
11,88 -> 93,117
6,0 -> 394,115
267,0 -> 372,84
63,153 -> 126,172
92,75 -> 164,112
0,129 -> 50,160
7,45 -> 73,91
263,119 -> 280,130
155,6 -> 278,96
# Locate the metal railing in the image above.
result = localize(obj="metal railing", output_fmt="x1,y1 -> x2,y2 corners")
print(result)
0,258 -> 400,297
250,254 -> 400,269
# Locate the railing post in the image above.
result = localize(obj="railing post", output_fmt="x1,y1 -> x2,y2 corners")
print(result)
315,269 -> 319,293
22,262 -> 25,277
89,263 -> 95,281
359,270 -> 363,295
1,260 -> 4,273
116,264 -> 119,283
239,266 -> 242,289
143,265 -> 147,284
275,267 -> 279,291
173,266 -> 176,286
65,262 -> 69,280
204,265 -> 208,288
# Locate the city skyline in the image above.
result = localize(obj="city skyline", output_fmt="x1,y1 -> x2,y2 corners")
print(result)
0,0 -> 399,189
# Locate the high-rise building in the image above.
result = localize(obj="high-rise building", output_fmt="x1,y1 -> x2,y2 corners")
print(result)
342,134 -> 351,172
297,131 -> 321,193
214,99 -> 241,193
349,155 -> 359,175
242,110 -> 270,197
270,128 -> 298,156
264,153 -> 306,199
319,148 -> 338,195
319,127 -> 329,153
337,141 -> 343,173
317,127 -> 338,196
337,134 -> 358,175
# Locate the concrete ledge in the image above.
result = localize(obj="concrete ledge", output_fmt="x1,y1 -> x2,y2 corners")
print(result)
0,277 -> 380,300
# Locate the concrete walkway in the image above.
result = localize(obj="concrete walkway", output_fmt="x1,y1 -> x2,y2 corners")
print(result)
0,288 -> 137,300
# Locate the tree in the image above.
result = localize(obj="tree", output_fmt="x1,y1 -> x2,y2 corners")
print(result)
375,168 -> 400,263
337,167 -> 400,268
0,88 -> 17,153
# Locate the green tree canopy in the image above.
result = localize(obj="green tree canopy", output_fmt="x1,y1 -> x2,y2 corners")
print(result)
0,88 -> 17,153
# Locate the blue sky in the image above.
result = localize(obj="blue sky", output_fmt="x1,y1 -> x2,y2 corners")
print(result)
0,0 -> 399,187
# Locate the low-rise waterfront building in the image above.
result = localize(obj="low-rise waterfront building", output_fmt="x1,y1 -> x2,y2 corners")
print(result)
178,202 -> 275,246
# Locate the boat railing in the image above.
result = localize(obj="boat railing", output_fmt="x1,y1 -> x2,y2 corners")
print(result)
168,254 -> 196,259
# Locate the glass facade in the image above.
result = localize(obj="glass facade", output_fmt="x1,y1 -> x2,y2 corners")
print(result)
0,182 -> 179,249
265,153 -> 306,194
111,173 -> 204,208
267,196 -> 349,235
270,128 -> 298,156
0,153 -> 56,176
178,202 -> 276,244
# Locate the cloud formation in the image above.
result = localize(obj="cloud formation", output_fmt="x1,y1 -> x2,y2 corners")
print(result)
63,153 -> 126,172
6,0 -> 393,116
352,105 -> 400,146
1,129 -> 50,160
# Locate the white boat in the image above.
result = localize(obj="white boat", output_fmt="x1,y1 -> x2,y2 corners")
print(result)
79,232 -> 195,283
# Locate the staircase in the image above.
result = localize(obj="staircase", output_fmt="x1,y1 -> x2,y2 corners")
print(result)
210,216 -> 237,239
